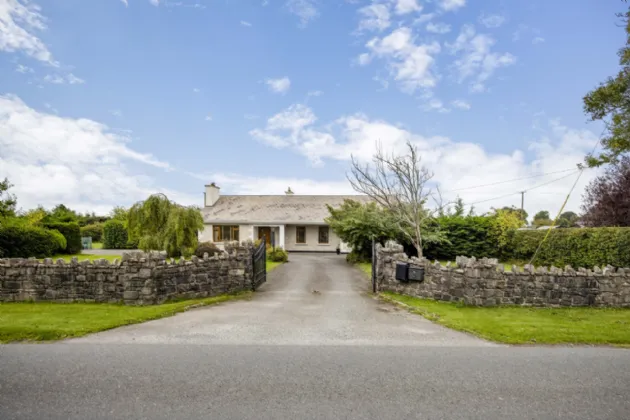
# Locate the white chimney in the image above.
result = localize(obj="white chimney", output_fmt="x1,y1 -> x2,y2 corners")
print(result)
204,183 -> 220,207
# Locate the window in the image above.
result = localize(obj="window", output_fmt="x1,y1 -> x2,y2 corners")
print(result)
296,226 -> 306,244
318,226 -> 329,244
213,225 -> 239,242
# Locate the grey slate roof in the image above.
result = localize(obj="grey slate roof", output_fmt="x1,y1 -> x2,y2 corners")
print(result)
201,195 -> 372,225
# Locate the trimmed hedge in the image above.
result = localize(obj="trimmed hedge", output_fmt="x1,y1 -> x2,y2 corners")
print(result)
267,247 -> 289,263
508,228 -> 630,268
42,222 -> 82,254
0,225 -> 66,258
103,220 -> 128,249
80,223 -> 104,242
424,216 -> 499,261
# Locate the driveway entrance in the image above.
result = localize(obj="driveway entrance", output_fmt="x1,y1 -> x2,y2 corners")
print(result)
70,253 -> 491,346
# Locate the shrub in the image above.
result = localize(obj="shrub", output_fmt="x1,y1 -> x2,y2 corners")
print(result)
195,241 -> 222,258
424,216 -> 499,261
0,225 -> 66,258
80,223 -> 104,242
42,222 -> 82,254
103,220 -> 128,249
346,250 -> 370,264
267,247 -> 289,263
507,227 -> 630,268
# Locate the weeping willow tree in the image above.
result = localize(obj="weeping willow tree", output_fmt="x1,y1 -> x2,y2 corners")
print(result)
127,194 -> 204,257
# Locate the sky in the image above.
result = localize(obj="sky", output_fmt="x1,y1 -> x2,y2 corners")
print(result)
0,0 -> 625,218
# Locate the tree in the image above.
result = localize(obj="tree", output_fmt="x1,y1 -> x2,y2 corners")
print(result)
0,178 -> 17,219
110,206 -> 128,223
583,7 -> 630,166
347,141 -> 444,257
325,199 -> 401,260
452,197 -> 465,217
48,204 -> 78,223
489,208 -> 525,253
127,194 -> 204,257
557,211 -> 579,228
581,156 -> 630,226
532,210 -> 553,228
500,206 -> 528,225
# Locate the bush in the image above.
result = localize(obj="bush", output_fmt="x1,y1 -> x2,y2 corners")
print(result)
0,225 -> 66,258
195,241 -> 222,258
42,222 -> 82,254
346,250 -> 370,264
267,247 -> 289,263
507,227 -> 630,268
103,220 -> 128,249
80,223 -> 104,242
424,216 -> 499,261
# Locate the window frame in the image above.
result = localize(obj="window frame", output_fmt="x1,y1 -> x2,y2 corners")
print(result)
318,226 -> 329,244
213,225 -> 239,242
296,226 -> 306,244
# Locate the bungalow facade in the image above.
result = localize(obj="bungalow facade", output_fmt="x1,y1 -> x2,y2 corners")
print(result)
199,183 -> 370,253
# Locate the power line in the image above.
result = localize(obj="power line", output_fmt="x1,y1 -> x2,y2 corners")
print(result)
523,170 -> 581,192
444,168 -> 577,193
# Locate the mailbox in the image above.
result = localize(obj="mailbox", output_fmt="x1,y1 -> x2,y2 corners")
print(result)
395,262 -> 409,282
408,266 -> 425,282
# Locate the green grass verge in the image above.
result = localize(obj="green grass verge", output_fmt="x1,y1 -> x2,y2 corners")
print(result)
0,292 -> 251,343
357,262 -> 372,277
266,260 -> 284,271
43,254 -> 120,263
381,291 -> 630,346
91,242 -> 103,249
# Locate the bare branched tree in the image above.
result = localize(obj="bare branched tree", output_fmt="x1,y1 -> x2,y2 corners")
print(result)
347,140 -> 439,257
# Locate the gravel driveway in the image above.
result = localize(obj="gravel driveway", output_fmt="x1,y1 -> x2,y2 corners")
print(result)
69,253 -> 492,346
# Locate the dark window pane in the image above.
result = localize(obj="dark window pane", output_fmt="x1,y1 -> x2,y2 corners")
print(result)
318,226 -> 329,244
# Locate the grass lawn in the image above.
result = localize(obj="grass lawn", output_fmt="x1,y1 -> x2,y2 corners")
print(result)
43,254 -> 120,263
357,262 -> 372,277
382,291 -> 630,346
266,260 -> 284,271
91,242 -> 103,249
0,292 -> 251,343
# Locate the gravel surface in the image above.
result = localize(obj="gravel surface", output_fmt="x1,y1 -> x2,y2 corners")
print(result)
1,253 -> 628,419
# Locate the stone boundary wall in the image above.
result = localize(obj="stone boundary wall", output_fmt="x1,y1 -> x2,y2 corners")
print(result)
0,245 -> 255,305
376,242 -> 630,307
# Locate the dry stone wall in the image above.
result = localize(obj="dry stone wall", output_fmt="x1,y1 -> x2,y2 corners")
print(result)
0,245 -> 255,305
376,242 -> 630,307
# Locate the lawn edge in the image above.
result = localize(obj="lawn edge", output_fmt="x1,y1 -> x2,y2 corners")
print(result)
0,291 -> 253,344
378,292 -> 630,348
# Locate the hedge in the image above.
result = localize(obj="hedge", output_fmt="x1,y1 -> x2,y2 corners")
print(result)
42,222 -> 82,254
507,227 -> 630,268
424,216 -> 499,261
80,223 -> 104,242
0,225 -> 66,258
103,220 -> 128,249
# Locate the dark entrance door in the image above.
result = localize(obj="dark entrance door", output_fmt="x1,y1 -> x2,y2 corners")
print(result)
258,227 -> 271,244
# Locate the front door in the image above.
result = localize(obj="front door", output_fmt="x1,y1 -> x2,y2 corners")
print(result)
258,227 -> 272,245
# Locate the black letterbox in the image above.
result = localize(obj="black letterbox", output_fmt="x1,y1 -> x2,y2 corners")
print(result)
395,262 -> 409,282
408,267 -> 425,282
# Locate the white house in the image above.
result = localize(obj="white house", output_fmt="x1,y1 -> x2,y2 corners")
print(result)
199,183 -> 370,253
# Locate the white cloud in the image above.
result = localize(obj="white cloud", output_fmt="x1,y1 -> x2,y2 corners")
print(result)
394,0 -> 422,15
426,22 -> 451,34
448,25 -> 516,93
240,20 -> 252,27
307,90 -> 323,97
357,3 -> 391,32
149,0 -> 160,6
286,0 -> 319,27
413,13 -> 434,25
265,76 -> 291,94
120,0 -> 128,6
43,73 -> 85,85
423,98 -> 450,113
451,99 -> 471,110
250,103 -> 600,215
360,27 -> 440,94
0,0 -> 57,65
193,87 -> 200,93
109,109 -> 123,117
205,113 -> 213,121
438,0 -> 466,12
479,14 -> 506,28
0,94 -> 184,214
15,63 -> 33,73
532,36 -> 545,44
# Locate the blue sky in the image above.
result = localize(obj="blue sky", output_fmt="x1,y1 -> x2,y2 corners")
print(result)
0,0 -> 625,216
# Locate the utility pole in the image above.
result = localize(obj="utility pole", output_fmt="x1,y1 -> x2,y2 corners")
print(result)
520,191 -> 525,213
